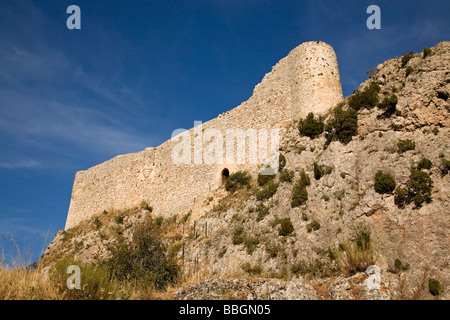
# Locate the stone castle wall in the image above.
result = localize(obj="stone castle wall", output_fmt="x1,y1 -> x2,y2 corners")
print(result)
65,41 -> 343,230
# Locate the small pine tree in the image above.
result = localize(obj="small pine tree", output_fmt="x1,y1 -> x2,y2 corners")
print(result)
405,66 -> 414,77
441,158 -> 450,176
401,51 -> 414,67
377,94 -> 398,118
256,181 -> 279,201
374,170 -> 396,194
394,187 -> 409,208
325,105 -> 358,144
348,82 -> 381,111
278,153 -> 287,172
257,172 -> 274,186
406,169 -> 433,207
291,170 -> 310,208
278,218 -> 294,236
423,47 -> 432,58
298,112 -> 324,139
280,169 -> 294,182
429,278 -> 441,296
417,158 -> 433,170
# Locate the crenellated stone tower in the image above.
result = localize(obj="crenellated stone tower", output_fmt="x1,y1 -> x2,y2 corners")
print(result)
65,41 -> 343,230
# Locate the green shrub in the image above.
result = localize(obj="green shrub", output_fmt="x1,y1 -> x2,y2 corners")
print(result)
302,212 -> 309,221
401,51 -> 414,67
241,263 -> 262,275
266,242 -> 280,258
256,181 -> 278,201
105,220 -> 180,290
278,218 -> 295,236
334,238 -> 376,276
299,170 -> 311,186
279,153 -> 287,172
291,171 -> 310,208
395,169 -> 433,208
325,104 -> 358,144
244,236 -> 260,255
225,171 -> 251,192
432,127 -> 439,135
313,162 -> 333,180
93,217 -> 102,229
115,214 -> 124,225
298,112 -> 325,139
290,259 -> 328,277
232,225 -> 245,245
218,247 -> 227,258
255,203 -> 270,222
290,261 -> 307,276
348,82 -> 381,111
313,162 -> 322,180
406,169 -> 433,207
257,172 -> 275,186
393,258 -> 410,273
405,66 -> 414,77
374,170 -> 396,194
51,257 -> 116,300
423,47 -> 432,58
377,94 -> 398,118
153,216 -> 164,226
397,139 -> 416,153
306,220 -> 321,233
394,187 -> 410,208
140,201 -> 153,212
291,184 -> 308,208
417,158 -> 433,170
182,211 -> 192,223
429,278 -> 441,296
233,226 -> 260,254
441,158 -> 450,176
280,169 -> 294,182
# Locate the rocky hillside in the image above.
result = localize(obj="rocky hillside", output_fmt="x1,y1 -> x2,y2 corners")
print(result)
41,41 -> 449,300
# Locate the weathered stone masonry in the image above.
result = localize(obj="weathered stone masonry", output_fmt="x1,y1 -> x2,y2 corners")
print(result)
65,41 -> 344,230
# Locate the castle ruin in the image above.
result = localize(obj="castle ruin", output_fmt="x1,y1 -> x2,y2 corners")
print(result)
65,41 -> 343,230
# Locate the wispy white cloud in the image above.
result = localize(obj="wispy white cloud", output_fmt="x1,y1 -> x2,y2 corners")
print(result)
0,1 -> 160,166
0,159 -> 41,169
0,217 -> 50,235
0,95 -> 151,156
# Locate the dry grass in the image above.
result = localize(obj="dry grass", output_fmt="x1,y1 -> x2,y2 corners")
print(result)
0,265 -> 179,300
335,241 -> 377,276
396,272 -> 409,300
310,279 -> 334,300
0,267 -> 58,300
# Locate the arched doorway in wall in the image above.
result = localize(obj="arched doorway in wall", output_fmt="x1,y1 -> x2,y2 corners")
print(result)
221,168 -> 230,185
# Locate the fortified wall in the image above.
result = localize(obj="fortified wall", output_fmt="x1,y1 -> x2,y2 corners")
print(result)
65,41 -> 343,230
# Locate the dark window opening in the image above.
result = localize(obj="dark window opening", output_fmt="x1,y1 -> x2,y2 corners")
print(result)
221,168 -> 230,185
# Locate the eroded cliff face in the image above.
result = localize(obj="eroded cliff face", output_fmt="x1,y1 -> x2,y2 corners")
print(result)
358,40 -> 450,132
45,41 -> 449,300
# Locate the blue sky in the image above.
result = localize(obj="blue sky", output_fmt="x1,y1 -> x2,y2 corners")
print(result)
0,0 -> 449,264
